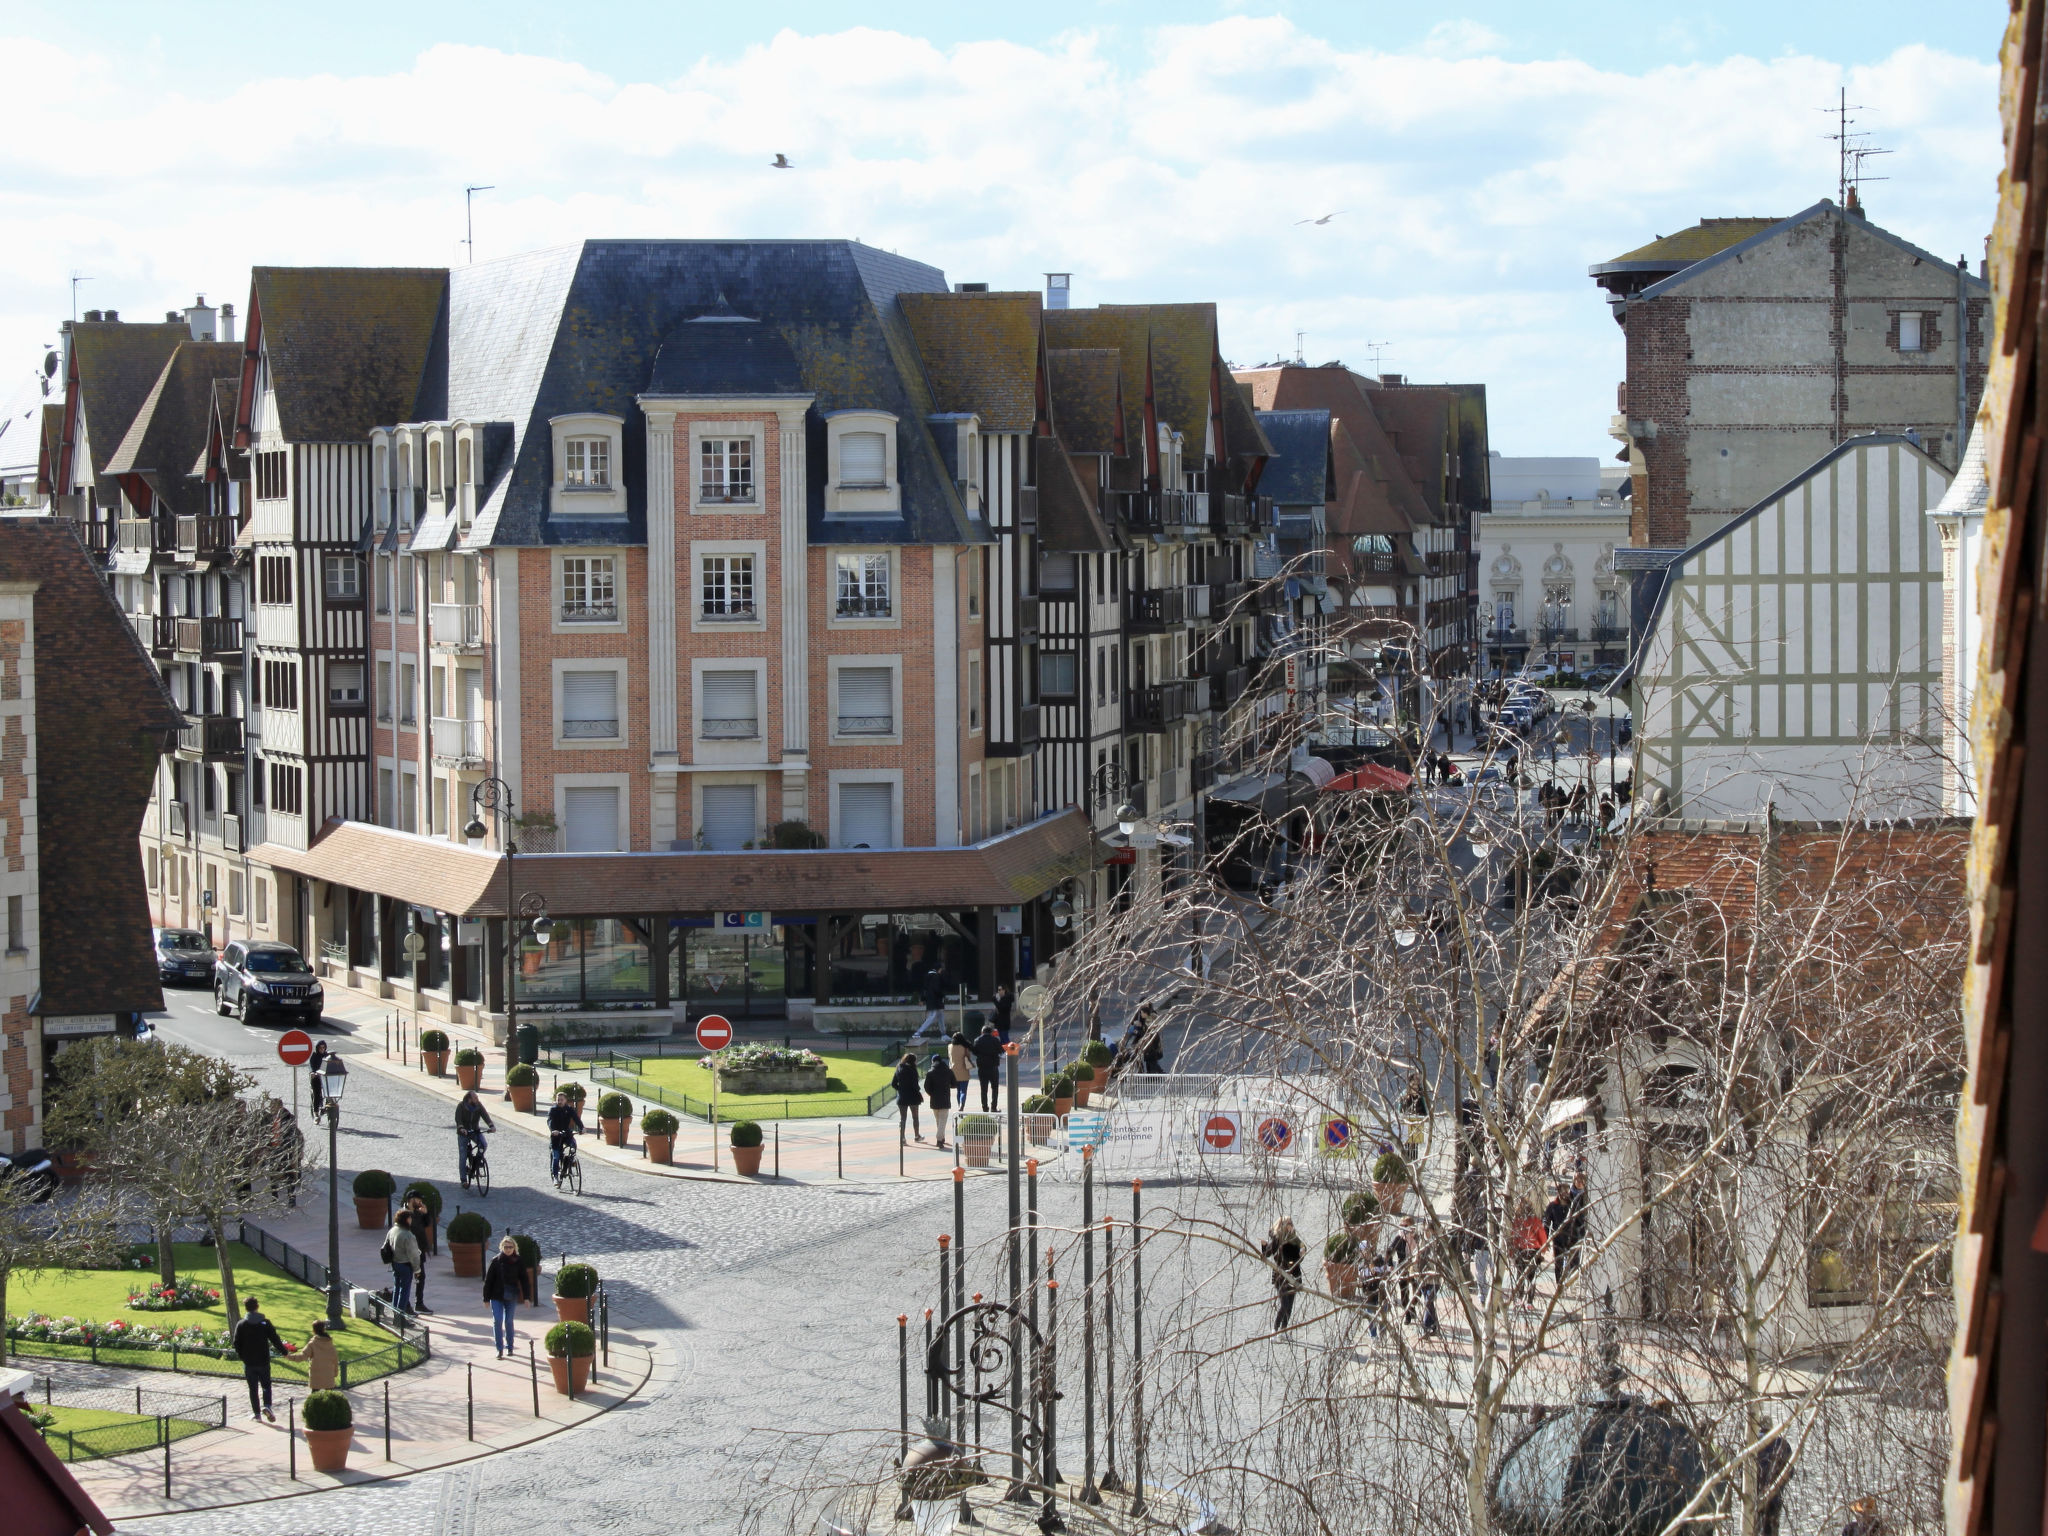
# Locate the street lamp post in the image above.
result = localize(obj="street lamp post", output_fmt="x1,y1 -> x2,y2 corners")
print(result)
321,1055 -> 349,1327
464,779 -> 521,1096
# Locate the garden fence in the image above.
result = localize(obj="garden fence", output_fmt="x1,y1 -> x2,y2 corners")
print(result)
28,1374 -> 225,1462
543,1048 -> 897,1122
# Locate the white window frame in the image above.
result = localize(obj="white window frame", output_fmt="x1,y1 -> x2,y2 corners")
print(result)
554,772 -> 631,853
553,549 -> 626,633
828,654 -> 902,746
690,773 -> 769,851
824,410 -> 901,516
829,548 -> 898,628
323,553 -> 361,602
829,771 -> 904,849
692,539 -> 767,631
686,422 -> 767,516
327,660 -> 365,709
698,436 -> 757,506
1898,311 -> 1926,353
552,657 -> 629,749
691,657 -> 768,754
548,413 -> 627,518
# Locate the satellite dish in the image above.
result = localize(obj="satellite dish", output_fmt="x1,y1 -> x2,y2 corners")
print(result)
42,351 -> 57,379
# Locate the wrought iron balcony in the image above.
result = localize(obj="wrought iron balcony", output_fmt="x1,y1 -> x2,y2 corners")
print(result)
560,601 -> 619,625
701,717 -> 759,740
835,713 -> 895,736
1591,623 -> 1626,642
1124,681 -> 1189,734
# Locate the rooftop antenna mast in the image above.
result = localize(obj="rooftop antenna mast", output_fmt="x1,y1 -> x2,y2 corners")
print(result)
1364,341 -> 1392,373
463,185 -> 496,264
1294,330 -> 1305,365
1821,87 -> 1890,206
69,271 -> 92,321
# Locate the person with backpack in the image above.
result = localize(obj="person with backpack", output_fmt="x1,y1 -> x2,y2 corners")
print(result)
972,1025 -> 1004,1111
232,1296 -> 291,1421
384,1209 -> 422,1317
924,1051 -> 958,1151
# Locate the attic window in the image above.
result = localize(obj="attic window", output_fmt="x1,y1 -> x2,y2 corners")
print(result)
823,411 -> 901,516
841,432 -> 886,489
564,437 -> 610,490
457,438 -> 472,486
548,414 -> 626,518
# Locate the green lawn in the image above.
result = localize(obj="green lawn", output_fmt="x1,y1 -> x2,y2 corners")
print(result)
10,1242 -> 399,1365
36,1404 -> 212,1462
622,1048 -> 897,1118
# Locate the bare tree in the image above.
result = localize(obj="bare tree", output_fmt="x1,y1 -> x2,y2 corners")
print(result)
0,1174 -> 121,1367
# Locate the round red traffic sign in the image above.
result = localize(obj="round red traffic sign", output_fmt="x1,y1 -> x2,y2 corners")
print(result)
1257,1117 -> 1294,1153
695,1014 -> 734,1052
1203,1114 -> 1239,1150
277,1029 -> 315,1067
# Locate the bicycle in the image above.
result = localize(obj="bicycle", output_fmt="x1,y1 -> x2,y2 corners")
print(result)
552,1137 -> 583,1196
459,1132 -> 491,1197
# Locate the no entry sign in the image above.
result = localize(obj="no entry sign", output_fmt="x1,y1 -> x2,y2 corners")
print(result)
277,1029 -> 315,1067
1201,1112 -> 1241,1152
695,1014 -> 734,1052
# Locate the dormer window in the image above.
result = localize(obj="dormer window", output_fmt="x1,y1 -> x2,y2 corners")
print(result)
700,439 -> 754,503
564,437 -> 610,489
841,433 -> 885,487
825,410 -> 901,516
428,439 -> 445,500
549,413 -> 626,517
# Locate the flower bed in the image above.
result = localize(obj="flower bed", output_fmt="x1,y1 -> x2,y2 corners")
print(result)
126,1278 -> 222,1311
700,1043 -> 829,1095
12,1313 -> 232,1352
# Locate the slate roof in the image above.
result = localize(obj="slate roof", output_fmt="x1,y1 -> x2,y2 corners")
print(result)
0,518 -> 178,1017
66,321 -> 188,489
1046,349 -> 1125,456
1256,409 -> 1333,506
1236,365 -> 1431,533
1035,433 -> 1118,554
897,291 -> 1041,432
1369,385 -> 1456,518
1589,217 -> 1784,276
251,267 -> 448,442
1633,201 -> 1991,302
191,379 -> 243,478
1932,422 -> 1988,520
1043,307 -> 1152,475
103,341 -> 242,519
645,308 -> 808,397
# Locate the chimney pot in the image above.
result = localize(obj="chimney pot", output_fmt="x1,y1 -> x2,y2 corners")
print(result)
955,282 -> 989,293
220,302 -> 237,344
1045,273 -> 1071,310
83,310 -> 103,323
104,309 -> 119,322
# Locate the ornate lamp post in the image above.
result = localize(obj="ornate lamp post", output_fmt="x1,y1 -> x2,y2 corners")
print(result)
464,778 -> 540,1096
321,1055 -> 349,1326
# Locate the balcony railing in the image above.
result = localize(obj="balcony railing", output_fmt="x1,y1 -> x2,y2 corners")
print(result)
165,800 -> 189,838
203,616 -> 243,659
833,595 -> 891,620
835,713 -> 895,736
1186,674 -> 1212,714
177,715 -> 244,760
1107,489 -> 1204,538
701,603 -> 760,623
1124,681 -> 1189,734
151,615 -> 176,655
173,618 -> 202,655
1014,594 -> 1040,640
1215,665 -> 1250,702
431,715 -> 484,765
221,812 -> 242,852
1209,579 -> 1251,616
1125,587 -> 1188,631
560,601 -> 619,625
1486,627 -> 1530,646
561,718 -> 620,740
116,519 -> 155,554
702,717 -> 758,740
1590,623 -> 1626,642
175,514 -> 235,559
85,519 -> 112,556
429,603 -> 484,649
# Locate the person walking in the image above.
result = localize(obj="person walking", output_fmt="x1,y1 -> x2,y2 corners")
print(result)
893,1052 -> 925,1144
990,982 -> 1016,1045
948,1033 -> 973,1111
1756,1428 -> 1792,1536
1543,1185 -> 1571,1287
973,1025 -> 1004,1111
1559,1172 -> 1588,1283
232,1296 -> 290,1422
1510,1198 -> 1547,1305
912,966 -> 949,1042
403,1193 -> 435,1313
385,1209 -> 422,1317
924,1051 -> 958,1151
1841,1496 -> 1886,1536
303,1319 -> 339,1392
1260,1217 -> 1305,1331
483,1235 -> 534,1358
307,1041 -> 330,1117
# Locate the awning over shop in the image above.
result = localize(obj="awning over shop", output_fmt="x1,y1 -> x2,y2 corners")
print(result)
1324,763 -> 1414,794
250,810 -> 1095,919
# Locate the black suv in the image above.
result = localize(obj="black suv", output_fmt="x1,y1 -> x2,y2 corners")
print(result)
214,940 -> 324,1025
153,928 -> 215,986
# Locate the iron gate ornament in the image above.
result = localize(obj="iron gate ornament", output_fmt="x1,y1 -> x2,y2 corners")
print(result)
927,1298 -> 1058,1451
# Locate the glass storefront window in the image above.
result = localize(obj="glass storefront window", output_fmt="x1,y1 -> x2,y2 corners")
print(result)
585,918 -> 653,999
520,921 -> 583,1003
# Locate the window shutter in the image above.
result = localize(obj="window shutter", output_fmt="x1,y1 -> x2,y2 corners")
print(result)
837,667 -> 893,733
839,782 -> 893,848
563,787 -> 619,853
840,431 -> 887,487
701,670 -> 757,726
562,671 -> 618,736
699,785 -> 757,850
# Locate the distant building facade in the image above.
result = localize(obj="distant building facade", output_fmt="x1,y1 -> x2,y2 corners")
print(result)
1476,452 -> 1632,672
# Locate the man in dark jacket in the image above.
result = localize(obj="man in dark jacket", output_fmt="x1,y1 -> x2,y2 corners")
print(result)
456,1090 -> 495,1183
924,1052 -> 958,1150
913,968 -> 949,1042
545,1091 -> 584,1179
990,983 -> 1016,1044
232,1296 -> 289,1421
972,1026 -> 1004,1111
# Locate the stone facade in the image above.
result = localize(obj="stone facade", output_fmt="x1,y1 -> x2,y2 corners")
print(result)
0,587 -> 36,1147
1476,453 -> 1632,671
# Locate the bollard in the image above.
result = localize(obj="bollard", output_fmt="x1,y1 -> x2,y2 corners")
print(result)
162,1413 -> 170,1497
530,1341 -> 540,1417
1101,1216 -> 1121,1493
1044,1267 -> 1062,1516
1004,1043 -> 1027,1503
774,1122 -> 781,1180
288,1396 -> 297,1479
1080,1148 -> 1101,1503
467,1362 -> 474,1441
897,1314 -> 910,1466
385,1379 -> 392,1460
1130,1180 -> 1146,1518
923,1308 -> 935,1416
600,1288 -> 610,1367
838,1123 -> 844,1179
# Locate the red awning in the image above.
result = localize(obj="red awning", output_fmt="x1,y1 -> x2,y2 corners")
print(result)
1324,763 -> 1414,794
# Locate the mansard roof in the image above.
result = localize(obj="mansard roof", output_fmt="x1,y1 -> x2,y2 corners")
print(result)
1256,409 -> 1333,506
250,267 -> 448,442
897,290 -> 1042,433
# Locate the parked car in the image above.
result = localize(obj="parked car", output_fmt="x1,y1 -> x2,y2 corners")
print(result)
152,927 -> 216,986
1582,665 -> 1621,691
1519,663 -> 1563,686
214,940 -> 324,1025
0,1146 -> 56,1202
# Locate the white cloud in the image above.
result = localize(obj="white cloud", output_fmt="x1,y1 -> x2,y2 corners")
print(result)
1422,20 -> 1511,58
0,19 -> 1998,458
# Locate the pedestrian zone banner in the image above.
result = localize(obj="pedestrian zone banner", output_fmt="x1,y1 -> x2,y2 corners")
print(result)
1066,1109 -> 1110,1151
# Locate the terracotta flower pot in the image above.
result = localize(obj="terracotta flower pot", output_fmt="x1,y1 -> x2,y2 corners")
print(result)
961,1136 -> 996,1169
305,1425 -> 353,1472
600,1117 -> 627,1147
1373,1182 -> 1408,1214
449,1241 -> 484,1277
1072,1076 -> 1094,1108
646,1134 -> 674,1165
509,1085 -> 536,1113
455,1064 -> 482,1091
352,1195 -> 387,1230
1324,1260 -> 1360,1300
421,1050 -> 449,1076
731,1144 -> 763,1176
554,1294 -> 590,1325
1052,1094 -> 1073,1117
548,1353 -> 592,1395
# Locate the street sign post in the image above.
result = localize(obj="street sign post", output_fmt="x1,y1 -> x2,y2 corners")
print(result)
697,1014 -> 733,1168
277,1030 -> 315,1067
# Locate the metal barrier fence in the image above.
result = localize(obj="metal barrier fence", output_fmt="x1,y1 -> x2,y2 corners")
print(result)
29,1374 -> 225,1463
240,1221 -> 433,1352
544,1049 -> 896,1122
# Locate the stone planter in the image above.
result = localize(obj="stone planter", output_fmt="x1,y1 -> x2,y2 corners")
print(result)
455,1063 -> 482,1091
548,1353 -> 592,1395
554,1294 -> 590,1325
352,1195 -> 387,1230
600,1117 -> 627,1147
1324,1260 -> 1360,1300
731,1144 -> 764,1176
1071,1072 -> 1095,1108
421,1050 -> 449,1076
645,1134 -> 674,1165
716,1065 -> 829,1096
509,1084 -> 536,1113
961,1135 -> 996,1168
449,1241 -> 484,1278
305,1425 -> 353,1473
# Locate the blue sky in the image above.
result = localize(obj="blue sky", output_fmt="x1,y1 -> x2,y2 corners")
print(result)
0,2 -> 2007,460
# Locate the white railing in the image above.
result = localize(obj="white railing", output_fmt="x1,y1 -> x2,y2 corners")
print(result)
429,603 -> 483,648
431,716 -> 484,764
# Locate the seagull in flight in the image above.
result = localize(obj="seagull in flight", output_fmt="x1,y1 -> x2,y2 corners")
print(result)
771,153 -> 793,169
1296,211 -> 1345,225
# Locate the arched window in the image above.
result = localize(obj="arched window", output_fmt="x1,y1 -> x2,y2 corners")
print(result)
428,440 -> 444,498
398,442 -> 411,487
456,437 -> 471,487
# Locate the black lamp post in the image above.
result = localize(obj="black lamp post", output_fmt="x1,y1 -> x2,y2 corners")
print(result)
321,1054 -> 348,1327
464,778 -> 525,1096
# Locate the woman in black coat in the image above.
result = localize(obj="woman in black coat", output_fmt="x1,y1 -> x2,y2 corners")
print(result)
893,1053 -> 925,1145
1259,1217 -> 1305,1331
972,1026 -> 1004,1112
923,1053 -> 958,1151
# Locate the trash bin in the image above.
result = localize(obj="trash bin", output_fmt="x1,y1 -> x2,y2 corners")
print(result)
515,1022 -> 540,1066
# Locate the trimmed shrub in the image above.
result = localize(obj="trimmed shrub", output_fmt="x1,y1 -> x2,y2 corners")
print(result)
506,1063 -> 540,1088
453,1047 -> 486,1067
728,1119 -> 763,1149
1341,1191 -> 1380,1226
641,1108 -> 679,1137
1080,1038 -> 1114,1068
597,1092 -> 632,1120
545,1320 -> 596,1358
511,1233 -> 542,1271
1371,1151 -> 1410,1185
302,1390 -> 353,1430
445,1210 -> 491,1244
554,1261 -> 599,1299
419,1029 -> 450,1053
558,1081 -> 587,1105
1021,1094 -> 1055,1116
1325,1233 -> 1362,1263
351,1169 -> 395,1199
956,1114 -> 999,1137
401,1180 -> 442,1220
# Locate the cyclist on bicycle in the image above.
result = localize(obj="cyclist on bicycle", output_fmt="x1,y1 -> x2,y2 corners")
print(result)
545,1090 -> 584,1179
455,1090 -> 494,1180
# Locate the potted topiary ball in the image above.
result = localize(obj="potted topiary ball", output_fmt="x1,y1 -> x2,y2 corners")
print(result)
560,1081 -> 587,1109
1049,1070 -> 1075,1118
511,1232 -> 543,1303
351,1169 -> 395,1230
506,1063 -> 540,1113
453,1046 -> 486,1091
597,1092 -> 632,1147
1323,1232 -> 1362,1300
419,1028 -> 450,1076
642,1108 -> 679,1165
728,1119 -> 765,1177
956,1113 -> 999,1168
401,1180 -> 442,1254
553,1260 -> 599,1325
1372,1150 -> 1411,1213
1078,1038 -> 1114,1104
1020,1094 -> 1058,1145
1341,1189 -> 1380,1241
302,1389 -> 354,1471
445,1209 -> 491,1277
545,1320 -> 596,1395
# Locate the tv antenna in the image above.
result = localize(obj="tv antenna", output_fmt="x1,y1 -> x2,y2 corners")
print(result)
463,185 -> 496,264
1821,87 -> 1890,206
1294,330 -> 1306,364
1364,340 -> 1392,373
69,271 -> 92,321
